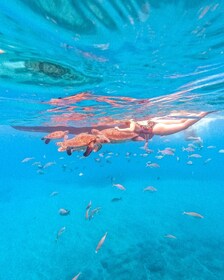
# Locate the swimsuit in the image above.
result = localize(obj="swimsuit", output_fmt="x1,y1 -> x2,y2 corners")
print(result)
138,121 -> 155,141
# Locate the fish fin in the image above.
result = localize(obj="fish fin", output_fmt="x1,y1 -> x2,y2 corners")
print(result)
83,146 -> 93,157
94,143 -> 102,152
45,138 -> 50,144
66,147 -> 72,156
41,137 -> 45,141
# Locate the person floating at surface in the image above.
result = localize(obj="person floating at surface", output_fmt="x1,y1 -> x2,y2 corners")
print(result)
114,111 -> 212,150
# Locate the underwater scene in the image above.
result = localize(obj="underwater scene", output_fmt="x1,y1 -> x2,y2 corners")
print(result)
0,1 -> 224,280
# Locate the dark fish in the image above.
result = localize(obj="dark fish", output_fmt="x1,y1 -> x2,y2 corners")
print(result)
111,197 -> 122,202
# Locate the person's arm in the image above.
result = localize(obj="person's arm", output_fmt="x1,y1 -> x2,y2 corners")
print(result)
115,119 -> 136,132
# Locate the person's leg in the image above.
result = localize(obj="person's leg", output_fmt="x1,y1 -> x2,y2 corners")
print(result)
153,112 -> 210,136
153,112 -> 209,125
154,119 -> 187,124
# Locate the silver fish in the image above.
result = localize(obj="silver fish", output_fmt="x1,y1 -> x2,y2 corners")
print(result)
59,208 -> 70,216
56,226 -> 66,241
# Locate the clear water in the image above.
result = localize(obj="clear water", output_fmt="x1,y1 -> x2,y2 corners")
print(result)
0,1 -> 224,279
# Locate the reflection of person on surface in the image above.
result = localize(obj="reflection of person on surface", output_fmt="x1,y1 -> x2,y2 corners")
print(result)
115,111 -> 212,149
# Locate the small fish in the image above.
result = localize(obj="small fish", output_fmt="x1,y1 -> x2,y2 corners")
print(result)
72,272 -> 82,280
56,226 -> 66,241
188,143 -> 197,149
187,160 -> 193,165
182,147 -> 195,152
165,147 -> 175,152
37,170 -> 44,175
32,161 -> 41,166
50,191 -> 59,197
43,161 -> 56,168
164,234 -> 177,239
155,155 -> 163,160
183,211 -> 204,218
86,200 -> 92,210
158,149 -> 174,156
218,149 -> 224,153
143,186 -> 157,192
142,153 -> 149,157
176,156 -> 180,161
204,158 -> 212,164
207,146 -> 216,149
37,164 -> 44,169
146,148 -> 154,154
89,207 -> 101,220
113,184 -> 126,191
21,157 -> 34,163
188,154 -> 202,158
95,232 -> 107,253
79,172 -> 84,176
59,208 -> 70,216
146,162 -> 160,168
111,197 -> 122,202
194,138 -> 203,148
186,136 -> 201,141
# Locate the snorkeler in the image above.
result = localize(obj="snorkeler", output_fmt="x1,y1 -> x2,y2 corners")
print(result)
115,111 -> 212,149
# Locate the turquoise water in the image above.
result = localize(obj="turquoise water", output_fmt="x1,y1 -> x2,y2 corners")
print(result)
0,1 -> 224,280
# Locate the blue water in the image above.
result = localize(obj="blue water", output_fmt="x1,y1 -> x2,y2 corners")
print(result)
0,1 -> 224,280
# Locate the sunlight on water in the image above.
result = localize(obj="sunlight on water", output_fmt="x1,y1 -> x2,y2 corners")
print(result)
0,1 -> 224,280
0,0 -> 224,125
